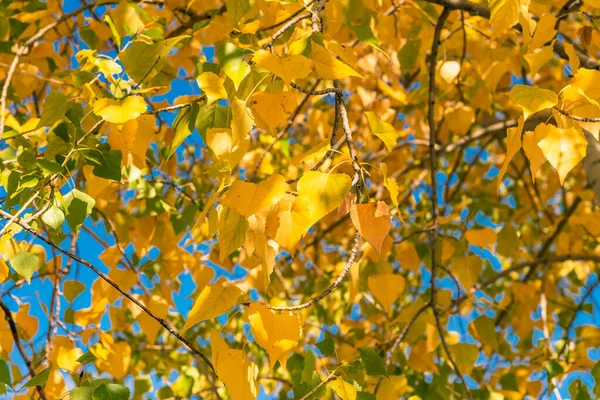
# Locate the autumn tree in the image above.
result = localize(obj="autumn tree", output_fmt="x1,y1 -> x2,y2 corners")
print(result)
3,0 -> 600,398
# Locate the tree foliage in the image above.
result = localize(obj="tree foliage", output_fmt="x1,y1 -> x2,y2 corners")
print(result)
2,0 -> 600,398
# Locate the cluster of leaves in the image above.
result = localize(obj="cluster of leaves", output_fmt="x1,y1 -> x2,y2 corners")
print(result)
4,0 -> 600,398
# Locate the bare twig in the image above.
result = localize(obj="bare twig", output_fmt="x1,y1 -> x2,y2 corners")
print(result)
0,210 -> 216,375
0,300 -> 48,399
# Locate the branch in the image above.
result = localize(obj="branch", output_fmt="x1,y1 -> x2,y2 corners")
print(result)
554,107 -> 600,123
0,300 -> 48,400
263,13 -> 311,50
167,5 -> 227,39
267,232 -> 361,311
445,254 -> 600,315
426,7 -> 472,398
256,0 -> 318,32
0,210 -> 216,376
420,0 -> 600,70
253,80 -> 321,177
556,278 -> 600,358
143,96 -> 206,115
375,302 -> 431,393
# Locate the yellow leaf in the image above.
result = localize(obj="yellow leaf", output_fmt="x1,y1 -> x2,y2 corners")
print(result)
489,0 -> 519,39
93,95 -> 147,124
380,163 -> 401,219
509,84 -> 557,120
253,50 -> 312,84
448,343 -> 479,375
250,91 -> 297,132
218,208 -> 249,260
15,304 -> 37,340
468,316 -> 498,355
182,284 -> 242,331
291,137 -> 331,165
441,239 -> 455,263
310,44 -> 362,80
523,124 -> 548,181
537,125 -> 587,184
395,241 -> 420,272
196,72 -> 228,105
274,195 -> 311,250
497,116 -> 523,192
297,171 -> 352,225
465,228 -> 497,252
524,44 -> 554,76
131,114 -> 155,168
571,68 -> 600,100
231,96 -> 253,144
108,119 -> 136,166
214,347 -> 259,400
445,104 -> 475,136
440,61 -> 461,84
92,339 -> 131,380
223,174 -> 289,217
408,340 -> 438,373
564,42 -> 580,74
452,256 -> 483,291
247,303 -> 302,369
329,378 -> 357,400
50,336 -> 83,372
530,13 -> 557,50
136,295 -> 169,344
368,273 -> 406,315
376,376 -> 409,399
350,201 -> 392,253
326,42 -> 358,67
0,258 -> 8,282
364,111 -> 401,151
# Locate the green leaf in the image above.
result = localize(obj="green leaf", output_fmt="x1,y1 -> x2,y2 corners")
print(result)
195,103 -> 231,141
544,360 -> 564,379
360,348 -> 388,377
225,0 -> 252,26
570,379 -> 592,400
22,368 -> 50,388
0,358 -> 11,388
302,350 -> 316,384
448,343 -> 479,375
316,338 -> 335,356
134,376 -> 152,397
10,251 -> 39,283
76,351 -> 96,365
397,39 -> 421,70
36,91 -> 70,128
349,25 -> 389,58
217,42 -> 250,88
71,71 -> 96,88
64,189 -> 95,232
169,103 -> 200,159
36,159 -> 65,175
90,149 -> 122,181
119,36 -> 188,85
42,206 -> 65,230
92,383 -> 130,400
64,280 -> 86,302
172,374 -> 193,398
70,387 -> 95,400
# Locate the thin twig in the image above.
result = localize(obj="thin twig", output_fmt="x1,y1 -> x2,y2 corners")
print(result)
0,210 -> 216,375
0,300 -> 48,399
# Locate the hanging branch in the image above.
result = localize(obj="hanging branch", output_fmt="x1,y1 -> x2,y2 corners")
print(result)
0,210 -> 216,376
426,7 -> 472,399
0,300 -> 48,399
